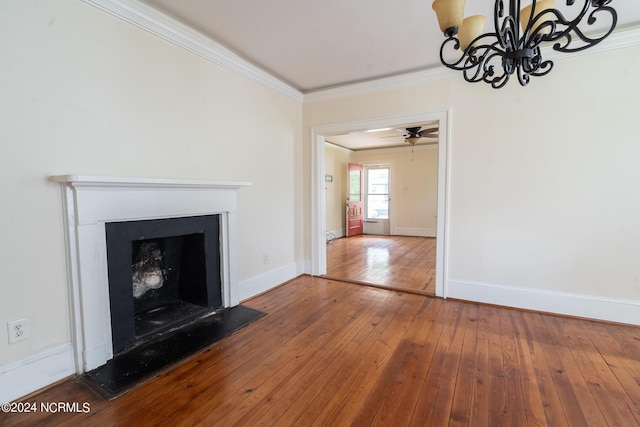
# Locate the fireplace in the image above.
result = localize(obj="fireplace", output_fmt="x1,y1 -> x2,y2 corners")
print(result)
105,215 -> 222,353
51,175 -> 250,373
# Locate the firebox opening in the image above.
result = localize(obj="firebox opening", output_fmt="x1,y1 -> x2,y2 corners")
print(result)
132,234 -> 209,338
106,215 -> 222,354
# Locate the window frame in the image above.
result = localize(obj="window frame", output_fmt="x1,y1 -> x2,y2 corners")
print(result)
364,164 -> 390,222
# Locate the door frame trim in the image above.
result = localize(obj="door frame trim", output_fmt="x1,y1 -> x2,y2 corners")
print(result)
310,110 -> 451,297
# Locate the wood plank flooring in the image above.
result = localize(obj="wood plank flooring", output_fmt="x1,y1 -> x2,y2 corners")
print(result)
2,275 -> 640,426
326,235 -> 436,294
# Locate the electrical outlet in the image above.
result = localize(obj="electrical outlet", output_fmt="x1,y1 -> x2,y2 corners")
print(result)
7,318 -> 29,344
263,253 -> 269,265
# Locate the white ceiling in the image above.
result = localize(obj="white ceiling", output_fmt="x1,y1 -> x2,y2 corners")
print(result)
132,0 -> 639,150
326,123 -> 439,151
139,0 -> 640,93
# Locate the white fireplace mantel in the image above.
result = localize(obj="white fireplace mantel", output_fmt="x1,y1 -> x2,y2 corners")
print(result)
51,174 -> 252,189
51,175 -> 251,373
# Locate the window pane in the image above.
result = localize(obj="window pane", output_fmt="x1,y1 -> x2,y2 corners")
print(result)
349,170 -> 361,201
367,169 -> 388,194
367,195 -> 388,219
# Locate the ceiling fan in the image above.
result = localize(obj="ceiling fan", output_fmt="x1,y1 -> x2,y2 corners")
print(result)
381,126 -> 439,161
383,126 -> 439,145
404,126 -> 439,145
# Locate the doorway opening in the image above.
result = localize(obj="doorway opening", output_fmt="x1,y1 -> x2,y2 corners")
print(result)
311,111 -> 449,297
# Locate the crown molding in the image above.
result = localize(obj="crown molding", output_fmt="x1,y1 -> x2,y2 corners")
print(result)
325,141 -> 354,154
81,0 -> 639,105
304,25 -> 640,103
303,67 -> 459,103
81,0 -> 304,103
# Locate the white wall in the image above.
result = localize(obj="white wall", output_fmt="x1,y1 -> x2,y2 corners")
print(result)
0,0 -> 302,395
324,143 -> 350,237
352,145 -> 438,236
324,143 -> 438,238
304,44 -> 640,323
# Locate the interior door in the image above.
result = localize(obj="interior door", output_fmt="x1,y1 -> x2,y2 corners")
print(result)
346,163 -> 364,236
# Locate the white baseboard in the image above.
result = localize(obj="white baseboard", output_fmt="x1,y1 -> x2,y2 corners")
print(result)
393,227 -> 436,237
239,261 -> 305,301
326,229 -> 344,240
0,343 -> 76,403
447,279 -> 640,326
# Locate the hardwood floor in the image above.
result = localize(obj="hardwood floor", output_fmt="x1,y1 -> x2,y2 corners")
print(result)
3,275 -> 640,426
326,235 -> 436,294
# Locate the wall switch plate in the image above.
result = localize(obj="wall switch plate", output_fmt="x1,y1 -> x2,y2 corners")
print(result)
7,318 -> 29,344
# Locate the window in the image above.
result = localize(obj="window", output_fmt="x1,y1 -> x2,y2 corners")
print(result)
366,167 -> 389,220
349,169 -> 361,201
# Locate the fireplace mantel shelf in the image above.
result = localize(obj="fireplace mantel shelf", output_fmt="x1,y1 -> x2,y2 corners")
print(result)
50,175 -> 252,190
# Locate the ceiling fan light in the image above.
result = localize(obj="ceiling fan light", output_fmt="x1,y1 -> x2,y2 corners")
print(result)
406,137 -> 421,145
458,15 -> 486,51
432,0 -> 466,36
520,0 -> 556,35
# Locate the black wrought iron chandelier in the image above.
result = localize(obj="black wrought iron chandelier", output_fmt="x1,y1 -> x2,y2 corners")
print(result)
432,0 -> 617,88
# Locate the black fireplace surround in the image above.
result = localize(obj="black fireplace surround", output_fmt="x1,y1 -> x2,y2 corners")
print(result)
105,215 -> 222,353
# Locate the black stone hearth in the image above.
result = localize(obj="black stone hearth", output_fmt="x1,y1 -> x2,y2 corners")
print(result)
82,305 -> 265,398
89,214 -> 262,398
